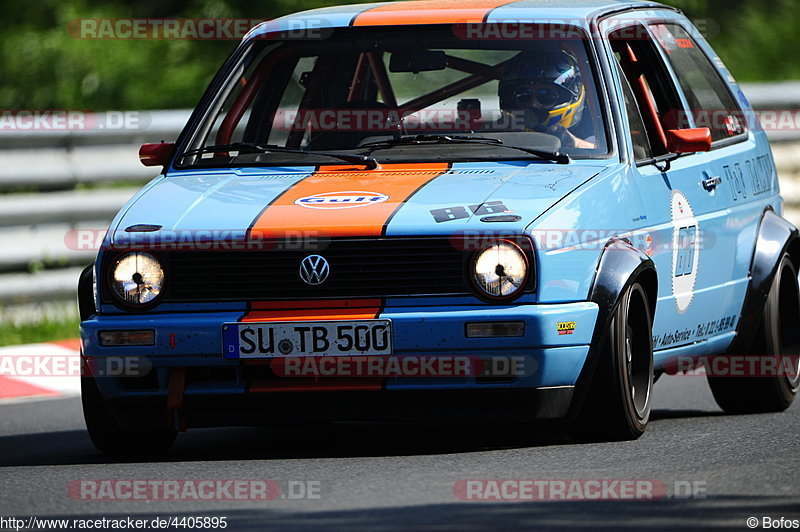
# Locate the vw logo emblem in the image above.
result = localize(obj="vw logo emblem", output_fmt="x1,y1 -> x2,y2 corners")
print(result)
299,255 -> 330,286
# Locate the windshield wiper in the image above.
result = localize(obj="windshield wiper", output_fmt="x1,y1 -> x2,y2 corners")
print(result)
361,134 -> 502,148
181,142 -> 380,169
361,134 -> 570,164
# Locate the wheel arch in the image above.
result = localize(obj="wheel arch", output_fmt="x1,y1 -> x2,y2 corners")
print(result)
567,238 -> 657,419
729,209 -> 800,354
78,262 -> 96,322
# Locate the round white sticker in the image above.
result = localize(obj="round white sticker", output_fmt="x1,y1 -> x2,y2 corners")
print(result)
670,190 -> 700,313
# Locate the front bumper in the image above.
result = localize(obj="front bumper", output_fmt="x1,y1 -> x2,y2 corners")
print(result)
81,301 -> 598,426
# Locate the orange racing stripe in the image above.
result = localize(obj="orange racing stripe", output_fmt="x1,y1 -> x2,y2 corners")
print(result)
248,162 -> 450,239
242,299 -> 383,322
352,0 -> 517,26
241,162 -> 443,389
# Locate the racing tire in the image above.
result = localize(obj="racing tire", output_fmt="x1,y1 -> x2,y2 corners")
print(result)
707,253 -> 800,413
81,375 -> 176,454
570,281 -> 654,441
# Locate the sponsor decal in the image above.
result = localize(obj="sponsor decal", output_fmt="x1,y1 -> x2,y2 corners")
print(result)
661,108 -> 746,136
557,321 -> 576,335
431,201 -> 510,223
670,190 -> 699,313
653,314 -> 737,349
724,115 -> 741,136
294,191 -> 389,209
726,154 -> 774,201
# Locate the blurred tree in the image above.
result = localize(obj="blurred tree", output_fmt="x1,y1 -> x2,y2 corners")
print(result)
669,0 -> 800,81
0,0 -> 797,110
0,0 -> 345,110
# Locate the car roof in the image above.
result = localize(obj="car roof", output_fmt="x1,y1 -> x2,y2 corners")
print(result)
248,0 -> 674,38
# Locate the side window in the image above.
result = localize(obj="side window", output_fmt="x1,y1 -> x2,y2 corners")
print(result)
614,54 -> 652,162
650,24 -> 746,143
608,25 -> 685,159
266,57 -> 316,146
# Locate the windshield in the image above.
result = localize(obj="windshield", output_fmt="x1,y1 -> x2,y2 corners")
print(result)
179,25 -> 609,168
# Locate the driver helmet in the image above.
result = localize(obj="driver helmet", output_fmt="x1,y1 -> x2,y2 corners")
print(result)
499,49 -> 585,130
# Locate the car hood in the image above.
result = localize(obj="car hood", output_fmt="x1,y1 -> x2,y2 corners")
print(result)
111,162 -> 604,243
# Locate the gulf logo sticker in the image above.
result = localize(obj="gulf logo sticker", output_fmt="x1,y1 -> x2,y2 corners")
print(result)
294,191 -> 390,210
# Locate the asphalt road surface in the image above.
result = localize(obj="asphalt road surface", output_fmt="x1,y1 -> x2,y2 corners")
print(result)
1,374 -> 798,531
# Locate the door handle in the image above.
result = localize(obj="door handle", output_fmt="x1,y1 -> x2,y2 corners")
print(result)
702,176 -> 722,191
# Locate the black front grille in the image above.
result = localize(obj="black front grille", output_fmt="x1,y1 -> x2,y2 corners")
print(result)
157,237 -> 474,301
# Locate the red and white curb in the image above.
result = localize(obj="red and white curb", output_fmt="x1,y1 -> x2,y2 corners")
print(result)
0,339 -> 81,402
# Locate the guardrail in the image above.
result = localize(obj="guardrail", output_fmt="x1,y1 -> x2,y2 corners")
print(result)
0,110 -> 191,191
1,82 -> 800,314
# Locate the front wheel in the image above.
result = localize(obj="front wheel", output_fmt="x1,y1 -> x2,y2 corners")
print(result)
707,253 -> 800,413
570,281 -> 654,441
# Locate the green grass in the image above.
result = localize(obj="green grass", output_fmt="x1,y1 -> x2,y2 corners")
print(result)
0,317 -> 80,347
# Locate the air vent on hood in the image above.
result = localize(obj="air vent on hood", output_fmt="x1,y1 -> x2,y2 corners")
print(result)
124,224 -> 162,232
480,215 -> 522,223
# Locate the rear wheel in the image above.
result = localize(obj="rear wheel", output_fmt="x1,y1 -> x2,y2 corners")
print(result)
82,375 -> 176,454
707,253 -> 800,413
571,281 -> 654,441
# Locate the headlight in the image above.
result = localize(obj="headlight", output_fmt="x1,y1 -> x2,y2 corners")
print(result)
110,252 -> 165,306
471,240 -> 529,300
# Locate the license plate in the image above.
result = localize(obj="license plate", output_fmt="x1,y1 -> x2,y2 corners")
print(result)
222,320 -> 392,359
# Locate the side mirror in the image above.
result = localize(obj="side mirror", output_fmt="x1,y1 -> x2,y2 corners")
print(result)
139,142 -> 175,167
666,128 -> 711,154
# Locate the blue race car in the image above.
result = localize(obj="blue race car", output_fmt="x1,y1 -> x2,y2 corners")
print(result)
79,0 -> 800,452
